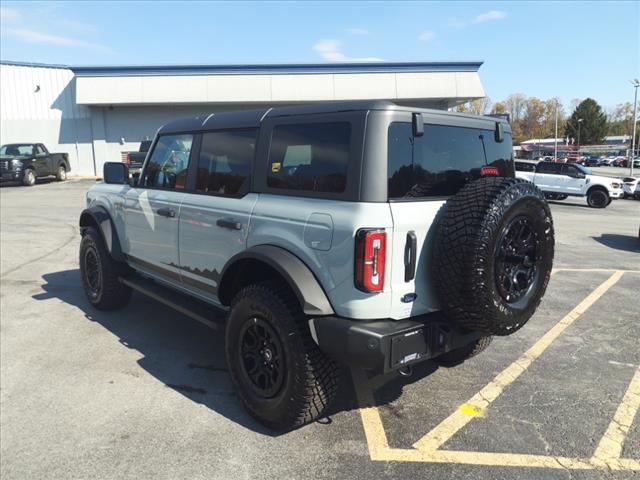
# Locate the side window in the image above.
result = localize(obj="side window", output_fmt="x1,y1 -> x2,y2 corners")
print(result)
196,129 -> 257,196
536,162 -> 560,174
562,164 -> 576,176
140,134 -> 193,190
267,122 -> 351,193
35,145 -> 46,155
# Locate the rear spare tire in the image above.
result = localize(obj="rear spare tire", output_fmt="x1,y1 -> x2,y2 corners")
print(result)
433,177 -> 554,336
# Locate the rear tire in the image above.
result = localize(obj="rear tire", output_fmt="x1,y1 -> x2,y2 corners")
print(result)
433,177 -> 554,336
79,227 -> 131,310
55,165 -> 67,181
435,336 -> 493,367
22,169 -> 36,186
225,282 -> 339,430
587,188 -> 609,208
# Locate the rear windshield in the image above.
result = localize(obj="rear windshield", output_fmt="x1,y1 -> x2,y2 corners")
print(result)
387,122 -> 513,199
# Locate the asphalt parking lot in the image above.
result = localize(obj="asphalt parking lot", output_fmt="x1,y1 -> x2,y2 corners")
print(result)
1,179 -> 639,480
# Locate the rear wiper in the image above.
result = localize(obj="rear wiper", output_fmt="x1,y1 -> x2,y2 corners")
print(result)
479,134 -> 488,165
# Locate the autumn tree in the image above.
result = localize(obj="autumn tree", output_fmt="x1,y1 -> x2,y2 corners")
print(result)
565,98 -> 607,145
454,97 -> 492,115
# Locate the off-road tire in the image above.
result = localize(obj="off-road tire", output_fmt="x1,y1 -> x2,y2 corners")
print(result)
433,177 -> 554,336
79,227 -> 131,310
22,168 -> 36,186
225,282 -> 339,430
587,188 -> 609,208
435,336 -> 493,367
56,165 -> 67,181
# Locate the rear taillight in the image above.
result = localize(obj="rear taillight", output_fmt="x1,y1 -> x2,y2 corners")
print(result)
481,166 -> 499,176
355,229 -> 386,292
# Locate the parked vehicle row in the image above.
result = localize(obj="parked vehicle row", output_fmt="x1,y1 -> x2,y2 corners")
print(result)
0,143 -> 70,186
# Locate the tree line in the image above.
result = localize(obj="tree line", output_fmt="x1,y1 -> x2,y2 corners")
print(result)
455,94 -> 637,146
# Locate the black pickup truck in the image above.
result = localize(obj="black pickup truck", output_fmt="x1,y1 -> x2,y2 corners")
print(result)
0,143 -> 71,186
125,140 -> 152,172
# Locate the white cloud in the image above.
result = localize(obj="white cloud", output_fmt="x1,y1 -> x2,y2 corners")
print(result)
4,28 -> 113,53
451,10 -> 507,28
346,27 -> 369,35
471,10 -> 507,24
0,6 -> 21,19
313,39 -> 383,62
418,31 -> 436,42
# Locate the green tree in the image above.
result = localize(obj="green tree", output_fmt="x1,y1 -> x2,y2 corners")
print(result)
565,98 -> 607,145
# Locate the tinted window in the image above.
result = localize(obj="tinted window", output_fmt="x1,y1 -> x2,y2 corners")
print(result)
196,129 -> 257,196
267,122 -> 351,193
140,134 -> 193,189
35,145 -> 46,155
387,123 -> 513,199
536,162 -> 561,174
515,161 -> 535,172
561,164 -> 580,176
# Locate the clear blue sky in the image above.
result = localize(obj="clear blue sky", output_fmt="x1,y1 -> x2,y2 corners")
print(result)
1,1 -> 638,112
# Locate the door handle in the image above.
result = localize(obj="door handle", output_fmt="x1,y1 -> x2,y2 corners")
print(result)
216,218 -> 242,231
157,208 -> 176,218
404,231 -> 417,282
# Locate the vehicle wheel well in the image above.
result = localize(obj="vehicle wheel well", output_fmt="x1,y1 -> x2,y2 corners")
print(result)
219,259 -> 298,309
79,211 -> 99,232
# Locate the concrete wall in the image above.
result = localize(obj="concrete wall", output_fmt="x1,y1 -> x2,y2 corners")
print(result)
0,64 -> 95,175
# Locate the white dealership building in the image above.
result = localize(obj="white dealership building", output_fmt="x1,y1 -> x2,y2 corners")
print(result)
0,60 -> 486,176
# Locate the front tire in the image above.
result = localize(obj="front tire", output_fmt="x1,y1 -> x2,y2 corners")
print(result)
225,282 -> 339,430
587,188 -> 609,208
79,227 -> 131,310
22,169 -> 36,186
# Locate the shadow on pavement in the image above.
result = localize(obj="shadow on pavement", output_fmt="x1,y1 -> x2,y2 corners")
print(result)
33,269 -> 440,434
592,233 -> 640,253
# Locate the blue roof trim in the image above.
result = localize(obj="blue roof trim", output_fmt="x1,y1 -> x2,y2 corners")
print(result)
0,60 -> 70,70
69,61 -> 483,77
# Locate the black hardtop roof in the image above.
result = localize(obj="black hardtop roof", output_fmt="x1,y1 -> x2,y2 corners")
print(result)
157,100 -> 509,135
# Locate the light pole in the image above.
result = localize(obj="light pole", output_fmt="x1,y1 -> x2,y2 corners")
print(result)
554,100 -> 559,162
630,79 -> 639,176
577,118 -> 583,162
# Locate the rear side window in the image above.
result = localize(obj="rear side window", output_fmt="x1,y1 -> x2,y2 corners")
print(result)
140,134 -> 193,189
536,162 -> 561,174
387,123 -> 513,199
196,129 -> 257,197
515,161 -> 535,172
267,122 -> 351,193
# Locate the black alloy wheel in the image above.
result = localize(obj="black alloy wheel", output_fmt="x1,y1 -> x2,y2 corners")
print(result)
83,246 -> 102,299
494,216 -> 540,307
239,317 -> 285,398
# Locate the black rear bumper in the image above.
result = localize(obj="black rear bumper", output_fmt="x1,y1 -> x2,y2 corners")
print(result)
309,312 -> 482,375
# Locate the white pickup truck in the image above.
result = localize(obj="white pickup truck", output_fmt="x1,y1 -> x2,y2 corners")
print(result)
515,161 -> 623,208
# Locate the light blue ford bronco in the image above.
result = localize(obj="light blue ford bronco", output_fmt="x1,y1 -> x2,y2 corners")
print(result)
79,101 -> 554,430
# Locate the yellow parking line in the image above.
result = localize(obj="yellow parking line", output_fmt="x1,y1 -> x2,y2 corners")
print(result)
592,367 -> 640,463
554,268 -> 640,273
412,270 -> 624,452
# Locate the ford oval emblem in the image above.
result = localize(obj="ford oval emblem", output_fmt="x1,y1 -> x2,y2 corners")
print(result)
401,293 -> 417,303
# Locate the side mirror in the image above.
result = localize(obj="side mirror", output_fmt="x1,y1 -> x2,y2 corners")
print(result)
103,162 -> 129,184
130,171 -> 140,187
495,122 -> 504,143
412,113 -> 424,137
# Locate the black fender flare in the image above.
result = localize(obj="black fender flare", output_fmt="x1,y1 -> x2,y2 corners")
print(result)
218,245 -> 335,316
79,206 -> 125,262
